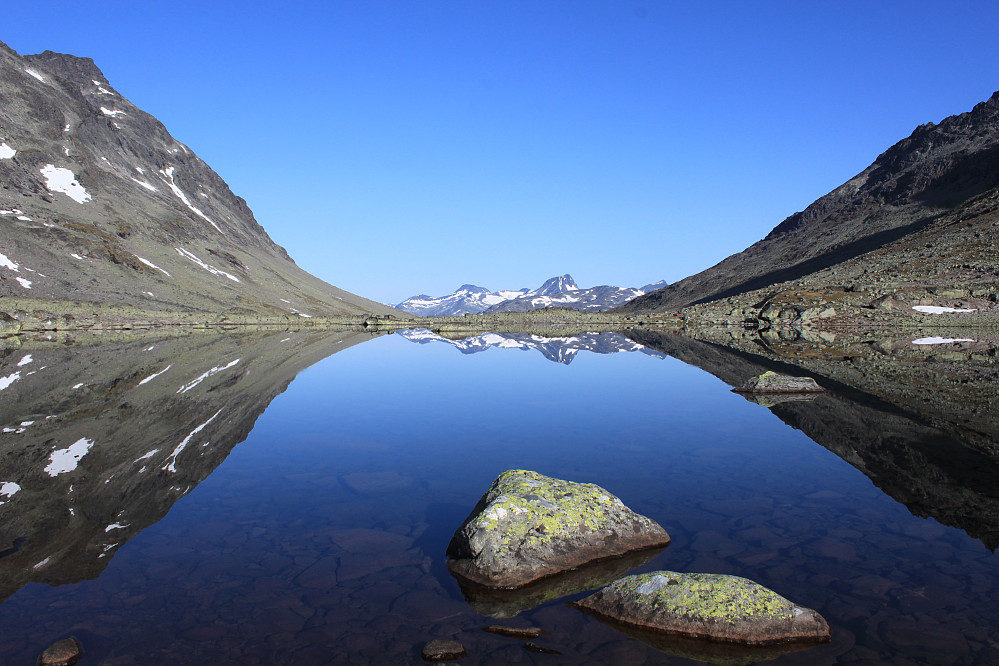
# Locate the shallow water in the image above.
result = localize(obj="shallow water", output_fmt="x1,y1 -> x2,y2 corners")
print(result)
0,330 -> 995,664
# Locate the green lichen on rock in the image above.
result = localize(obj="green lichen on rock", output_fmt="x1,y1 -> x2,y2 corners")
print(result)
447,470 -> 670,589
573,571 -> 831,646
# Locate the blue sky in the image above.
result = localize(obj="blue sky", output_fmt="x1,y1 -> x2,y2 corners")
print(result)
5,1 -> 999,304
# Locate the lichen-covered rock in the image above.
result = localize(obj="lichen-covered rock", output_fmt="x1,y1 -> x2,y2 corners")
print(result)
732,371 -> 825,394
446,469 -> 670,589
573,571 -> 830,646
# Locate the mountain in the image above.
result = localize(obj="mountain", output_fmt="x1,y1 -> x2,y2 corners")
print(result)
397,328 -> 665,364
0,42 -> 397,318
395,284 -> 529,317
396,274 -> 664,316
618,91 -> 999,314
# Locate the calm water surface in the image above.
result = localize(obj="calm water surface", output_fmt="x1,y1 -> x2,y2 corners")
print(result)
0,331 -> 995,664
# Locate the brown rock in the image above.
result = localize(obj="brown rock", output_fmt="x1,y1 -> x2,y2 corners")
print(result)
524,641 -> 562,654
421,639 -> 467,661
482,625 -> 546,639
37,637 -> 82,666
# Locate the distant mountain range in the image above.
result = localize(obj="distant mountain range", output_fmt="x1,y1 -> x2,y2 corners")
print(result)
397,328 -> 666,364
0,41 -> 396,318
396,275 -> 667,316
617,91 -> 999,314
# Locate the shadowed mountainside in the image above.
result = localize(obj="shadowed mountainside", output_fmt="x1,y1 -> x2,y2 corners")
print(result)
624,328 -> 999,551
618,91 -> 999,314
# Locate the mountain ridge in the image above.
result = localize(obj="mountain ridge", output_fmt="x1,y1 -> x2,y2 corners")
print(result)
396,274 -> 664,317
0,41 -> 398,318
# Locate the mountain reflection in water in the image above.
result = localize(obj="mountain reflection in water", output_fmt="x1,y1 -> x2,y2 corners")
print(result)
0,329 -> 995,664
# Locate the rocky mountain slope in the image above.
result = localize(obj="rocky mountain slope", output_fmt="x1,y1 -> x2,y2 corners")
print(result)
0,42 -> 397,318
397,275 -> 664,316
619,91 -> 999,315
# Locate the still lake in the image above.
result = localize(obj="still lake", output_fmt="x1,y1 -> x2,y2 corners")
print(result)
0,329 -> 995,664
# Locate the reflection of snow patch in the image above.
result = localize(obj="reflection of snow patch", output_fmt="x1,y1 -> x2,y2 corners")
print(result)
0,482 -> 20,498
17,355 -> 32,367
134,449 -> 159,463
912,306 -> 977,314
44,438 -> 94,476
177,359 -> 240,394
163,410 -> 222,473
912,337 -> 976,345
39,164 -> 91,204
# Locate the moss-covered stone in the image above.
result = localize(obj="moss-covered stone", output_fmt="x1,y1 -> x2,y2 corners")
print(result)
446,469 -> 670,589
572,571 -> 830,646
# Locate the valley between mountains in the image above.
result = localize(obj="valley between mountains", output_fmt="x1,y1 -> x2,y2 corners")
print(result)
1,38 -> 997,343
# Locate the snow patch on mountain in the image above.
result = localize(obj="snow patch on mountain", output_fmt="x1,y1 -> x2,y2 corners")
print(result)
39,164 -> 91,204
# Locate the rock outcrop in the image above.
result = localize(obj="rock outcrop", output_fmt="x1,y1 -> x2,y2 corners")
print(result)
572,571 -> 830,646
446,469 -> 670,588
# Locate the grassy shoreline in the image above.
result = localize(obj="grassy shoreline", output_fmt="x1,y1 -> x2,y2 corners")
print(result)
1,296 -> 996,342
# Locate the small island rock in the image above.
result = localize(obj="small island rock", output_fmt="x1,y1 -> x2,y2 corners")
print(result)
446,469 -> 670,589
732,371 -> 825,394
37,637 -> 82,666
572,571 -> 831,646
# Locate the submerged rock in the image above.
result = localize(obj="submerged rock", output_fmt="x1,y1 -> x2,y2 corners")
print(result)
732,371 -> 825,394
572,571 -> 830,646
482,625 -> 546,639
446,469 -> 670,589
37,637 -> 82,666
421,639 -> 466,661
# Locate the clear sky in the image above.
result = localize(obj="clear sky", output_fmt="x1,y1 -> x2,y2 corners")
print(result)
5,1 -> 999,304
